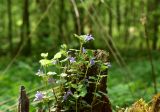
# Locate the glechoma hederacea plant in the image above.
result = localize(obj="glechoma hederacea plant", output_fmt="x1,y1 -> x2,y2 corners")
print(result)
33,34 -> 111,111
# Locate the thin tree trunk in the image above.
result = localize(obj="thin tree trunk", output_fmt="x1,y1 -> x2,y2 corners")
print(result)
108,1 -> 114,50
116,0 -> 121,31
25,0 -> 31,55
71,0 -> 81,35
23,0 -> 31,55
141,0 -> 158,93
17,0 -> 30,56
124,0 -> 129,44
144,24 -> 157,94
152,0 -> 159,50
7,0 -> 13,55
58,0 -> 65,44
36,0 -> 50,39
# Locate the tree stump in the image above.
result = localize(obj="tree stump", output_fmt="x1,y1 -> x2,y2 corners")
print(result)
79,49 -> 112,112
18,86 -> 29,112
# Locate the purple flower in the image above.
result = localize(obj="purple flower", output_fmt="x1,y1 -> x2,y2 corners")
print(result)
67,90 -> 73,95
63,90 -> 73,101
34,91 -> 44,101
90,58 -> 95,66
63,94 -> 68,101
85,34 -> 94,42
36,69 -> 44,76
82,47 -> 86,53
69,57 -> 76,63
104,62 -> 112,68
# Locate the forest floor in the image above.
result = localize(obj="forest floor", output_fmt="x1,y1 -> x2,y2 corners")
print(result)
0,49 -> 160,111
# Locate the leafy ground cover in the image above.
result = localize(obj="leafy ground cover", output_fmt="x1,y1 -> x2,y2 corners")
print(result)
0,50 -> 159,111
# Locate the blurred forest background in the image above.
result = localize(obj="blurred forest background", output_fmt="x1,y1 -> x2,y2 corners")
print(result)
0,0 -> 160,111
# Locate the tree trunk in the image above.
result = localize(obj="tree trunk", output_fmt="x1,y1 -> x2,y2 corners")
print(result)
18,0 -> 31,56
36,0 -> 50,40
71,0 -> 81,35
25,0 -> 31,55
124,0 -> 129,44
58,0 -> 65,45
7,0 -> 13,55
18,86 -> 29,112
108,1 -> 114,51
147,0 -> 159,50
152,0 -> 159,50
116,0 -> 121,31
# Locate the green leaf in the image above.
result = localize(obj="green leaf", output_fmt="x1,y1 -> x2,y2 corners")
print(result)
61,44 -> 67,49
71,84 -> 77,89
77,84 -> 83,91
100,75 -> 107,78
39,59 -> 52,66
89,76 -> 97,81
86,50 -> 93,57
41,53 -> 48,58
54,52 -> 62,59
60,58 -> 68,63
60,73 -> 67,77
73,93 -> 79,99
100,64 -> 108,71
56,79 -> 67,84
47,72 -> 57,75
74,34 -> 86,43
67,69 -> 77,73
79,87 -> 87,97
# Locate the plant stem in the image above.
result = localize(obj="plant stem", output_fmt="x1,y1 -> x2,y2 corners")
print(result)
79,42 -> 83,55
52,88 -> 58,104
91,70 -> 101,111
76,99 -> 78,112
48,102 -> 51,112
84,64 -> 89,79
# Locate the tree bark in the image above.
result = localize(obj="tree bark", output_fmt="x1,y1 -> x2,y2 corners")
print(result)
25,0 -> 31,55
18,0 -> 31,56
18,86 -> 29,112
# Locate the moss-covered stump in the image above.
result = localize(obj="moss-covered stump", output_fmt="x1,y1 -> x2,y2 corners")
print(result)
72,49 -> 112,112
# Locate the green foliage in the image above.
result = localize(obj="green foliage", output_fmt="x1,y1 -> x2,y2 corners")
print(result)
0,50 -> 160,111
32,34 -> 110,111
1,0 -> 160,111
